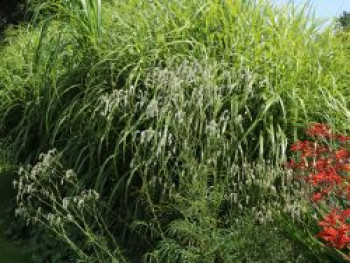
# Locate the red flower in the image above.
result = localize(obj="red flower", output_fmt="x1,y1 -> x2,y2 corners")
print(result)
319,209 -> 342,226
342,210 -> 350,217
314,158 -> 331,170
307,169 -> 342,187
318,227 -> 339,242
343,164 -> 350,172
306,123 -> 332,138
318,209 -> 350,249
291,140 -> 306,152
318,226 -> 350,249
312,192 -> 323,202
286,123 -> 350,251
335,149 -> 349,160
335,134 -> 350,143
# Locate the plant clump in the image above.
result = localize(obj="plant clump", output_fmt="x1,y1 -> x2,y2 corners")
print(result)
0,0 -> 349,262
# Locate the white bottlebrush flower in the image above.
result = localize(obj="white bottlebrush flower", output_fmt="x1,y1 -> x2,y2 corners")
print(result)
146,99 -> 159,118
65,169 -> 77,180
63,197 -> 71,210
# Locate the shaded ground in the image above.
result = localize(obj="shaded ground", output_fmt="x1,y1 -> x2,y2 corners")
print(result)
0,1 -> 25,34
0,171 -> 32,263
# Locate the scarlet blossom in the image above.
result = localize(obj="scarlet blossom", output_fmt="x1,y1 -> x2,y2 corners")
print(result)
343,164 -> 350,172
318,225 -> 350,249
335,149 -> 349,160
319,209 -> 342,226
335,135 -> 350,143
312,192 -> 323,202
291,140 -> 306,152
314,158 -> 331,170
287,123 -> 350,251
306,123 -> 332,138
318,209 -> 350,249
342,210 -> 350,217
331,229 -> 349,249
290,140 -> 319,158
307,169 -> 342,187
318,227 -> 339,242
315,144 -> 330,154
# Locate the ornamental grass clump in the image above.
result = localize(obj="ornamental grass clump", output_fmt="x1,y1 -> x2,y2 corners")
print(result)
0,0 -> 349,261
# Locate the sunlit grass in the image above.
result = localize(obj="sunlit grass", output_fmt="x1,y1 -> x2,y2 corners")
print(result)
0,0 -> 349,261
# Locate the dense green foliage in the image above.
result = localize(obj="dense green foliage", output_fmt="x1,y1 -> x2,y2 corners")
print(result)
0,0 -> 349,262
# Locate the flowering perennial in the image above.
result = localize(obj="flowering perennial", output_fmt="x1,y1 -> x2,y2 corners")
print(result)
287,123 -> 350,250
318,209 -> 350,249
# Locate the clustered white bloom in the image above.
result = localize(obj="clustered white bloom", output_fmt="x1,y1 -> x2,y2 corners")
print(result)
73,189 -> 100,209
146,99 -> 159,118
140,129 -> 156,144
15,149 -> 102,231
218,162 -> 307,225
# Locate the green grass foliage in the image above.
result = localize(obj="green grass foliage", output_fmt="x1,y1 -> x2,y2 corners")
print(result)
0,0 -> 349,261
